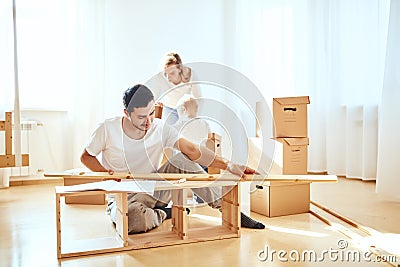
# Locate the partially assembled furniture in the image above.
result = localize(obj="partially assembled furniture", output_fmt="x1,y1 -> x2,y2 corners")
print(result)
54,172 -> 337,258
0,112 -> 29,168
55,174 -> 242,258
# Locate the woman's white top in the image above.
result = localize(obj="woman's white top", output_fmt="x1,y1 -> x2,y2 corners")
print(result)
145,71 -> 200,109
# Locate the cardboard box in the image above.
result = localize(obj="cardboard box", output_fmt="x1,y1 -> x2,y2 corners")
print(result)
64,177 -> 105,205
273,96 -> 310,137
247,137 -> 282,174
275,138 -> 309,175
250,182 -> 310,217
248,137 -> 310,217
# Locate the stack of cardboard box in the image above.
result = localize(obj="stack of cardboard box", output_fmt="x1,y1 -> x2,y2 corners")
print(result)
250,96 -> 311,217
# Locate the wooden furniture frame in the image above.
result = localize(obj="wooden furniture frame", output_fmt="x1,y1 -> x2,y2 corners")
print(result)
0,112 -> 29,168
56,179 -> 240,258
54,173 -> 337,258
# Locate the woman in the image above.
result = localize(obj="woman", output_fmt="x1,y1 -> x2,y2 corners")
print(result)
156,52 -> 200,125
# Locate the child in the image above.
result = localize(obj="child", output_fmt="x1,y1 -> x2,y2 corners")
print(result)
174,96 -> 211,147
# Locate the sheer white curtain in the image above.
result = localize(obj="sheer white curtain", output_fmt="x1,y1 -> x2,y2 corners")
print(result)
230,0 -> 390,181
376,0 -> 400,199
69,0 -> 106,167
315,0 -> 389,180
0,1 -> 14,115
0,0 -> 107,169
6,0 -> 75,110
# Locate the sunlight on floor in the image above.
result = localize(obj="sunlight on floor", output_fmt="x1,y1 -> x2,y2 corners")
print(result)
267,225 -> 329,237
189,213 -> 222,223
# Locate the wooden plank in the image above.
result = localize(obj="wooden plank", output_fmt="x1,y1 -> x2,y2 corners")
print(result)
55,193 -> 61,259
0,121 -> 5,131
56,181 -> 237,195
127,226 -> 238,247
0,154 -> 29,168
222,185 -> 240,234
171,189 -> 188,240
46,171 -> 338,182
60,227 -> 240,258
60,236 -> 126,258
60,226 -> 239,258
115,193 -> 128,245
5,112 -> 12,155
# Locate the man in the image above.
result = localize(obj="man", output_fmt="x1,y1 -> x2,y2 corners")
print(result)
81,84 -> 265,233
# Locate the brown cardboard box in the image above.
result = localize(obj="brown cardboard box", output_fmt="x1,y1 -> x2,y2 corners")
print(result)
64,177 -> 105,205
275,138 -> 309,175
249,96 -> 310,217
273,96 -> 310,137
248,137 -> 310,217
250,182 -> 310,217
247,137 -> 282,174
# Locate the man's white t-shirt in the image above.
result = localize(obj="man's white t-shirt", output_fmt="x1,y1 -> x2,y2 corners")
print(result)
85,117 -> 179,173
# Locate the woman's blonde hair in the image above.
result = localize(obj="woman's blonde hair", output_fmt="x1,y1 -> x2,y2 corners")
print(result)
163,52 -> 191,83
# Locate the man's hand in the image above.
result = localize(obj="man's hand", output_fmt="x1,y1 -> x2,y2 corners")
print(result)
227,162 -> 258,179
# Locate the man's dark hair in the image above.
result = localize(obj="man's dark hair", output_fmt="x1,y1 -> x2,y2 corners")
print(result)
123,84 -> 154,113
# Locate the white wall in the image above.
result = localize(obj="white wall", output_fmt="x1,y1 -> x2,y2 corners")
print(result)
18,1 -> 230,172
103,0 -> 226,118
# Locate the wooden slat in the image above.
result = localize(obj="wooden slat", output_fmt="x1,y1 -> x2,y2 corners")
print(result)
0,121 -> 5,131
0,154 -> 29,168
55,193 -> 61,259
171,189 -> 188,240
46,172 -> 338,182
115,193 -> 128,245
222,184 -> 240,234
59,226 -> 239,258
5,112 -> 12,155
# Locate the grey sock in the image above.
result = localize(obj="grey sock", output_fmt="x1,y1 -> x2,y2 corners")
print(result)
241,212 -> 265,229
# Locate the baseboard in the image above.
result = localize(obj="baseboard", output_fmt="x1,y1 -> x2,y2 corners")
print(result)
10,176 -> 63,186
307,171 -> 328,175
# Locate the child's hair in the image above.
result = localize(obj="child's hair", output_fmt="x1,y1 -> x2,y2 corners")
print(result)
177,95 -> 198,118
183,98 -> 198,112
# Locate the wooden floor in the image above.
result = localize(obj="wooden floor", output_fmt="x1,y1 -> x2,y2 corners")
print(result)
0,177 -> 399,267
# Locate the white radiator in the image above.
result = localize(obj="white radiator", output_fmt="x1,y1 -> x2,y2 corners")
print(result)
9,120 -> 42,177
